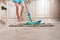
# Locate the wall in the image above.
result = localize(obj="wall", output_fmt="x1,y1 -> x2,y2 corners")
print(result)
0,3 -> 1,19
58,0 -> 60,21
49,0 -> 60,21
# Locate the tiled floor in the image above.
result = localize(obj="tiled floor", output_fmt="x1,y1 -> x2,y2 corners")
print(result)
0,20 -> 60,40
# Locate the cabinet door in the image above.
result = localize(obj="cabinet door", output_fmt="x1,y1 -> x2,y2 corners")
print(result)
7,1 -> 17,19
36,0 -> 50,17
0,3 -> 7,19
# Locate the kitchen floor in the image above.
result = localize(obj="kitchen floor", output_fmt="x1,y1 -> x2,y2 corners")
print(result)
0,19 -> 60,40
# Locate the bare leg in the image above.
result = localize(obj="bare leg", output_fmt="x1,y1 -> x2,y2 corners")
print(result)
15,3 -> 19,22
19,2 -> 25,22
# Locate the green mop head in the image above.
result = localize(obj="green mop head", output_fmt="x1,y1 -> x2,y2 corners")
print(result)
24,20 -> 42,25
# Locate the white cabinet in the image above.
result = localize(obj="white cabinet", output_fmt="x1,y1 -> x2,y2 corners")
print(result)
0,3 -> 7,19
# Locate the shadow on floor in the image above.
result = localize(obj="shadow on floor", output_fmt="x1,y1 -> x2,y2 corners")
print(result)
9,23 -> 54,27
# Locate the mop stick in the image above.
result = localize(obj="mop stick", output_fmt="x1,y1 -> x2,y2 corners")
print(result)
24,0 -> 32,22
24,1 -> 42,25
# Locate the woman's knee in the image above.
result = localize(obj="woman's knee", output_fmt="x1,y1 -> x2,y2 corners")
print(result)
22,5 -> 25,8
15,3 -> 18,7
20,3 -> 25,8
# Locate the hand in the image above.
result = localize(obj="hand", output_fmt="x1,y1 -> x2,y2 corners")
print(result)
26,0 -> 33,3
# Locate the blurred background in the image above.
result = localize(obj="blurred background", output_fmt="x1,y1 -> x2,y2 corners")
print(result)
0,0 -> 60,40
0,0 -> 60,24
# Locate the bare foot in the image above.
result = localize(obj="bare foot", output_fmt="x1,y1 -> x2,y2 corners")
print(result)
18,19 -> 22,22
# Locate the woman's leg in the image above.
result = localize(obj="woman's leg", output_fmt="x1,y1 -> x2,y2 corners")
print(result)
19,2 -> 25,22
15,3 -> 19,22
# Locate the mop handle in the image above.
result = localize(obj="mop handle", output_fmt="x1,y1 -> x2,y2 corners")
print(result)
24,1 -> 30,13
24,1 -> 32,22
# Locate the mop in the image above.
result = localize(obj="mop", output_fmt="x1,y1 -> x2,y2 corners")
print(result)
24,1 -> 42,25
12,0 -> 41,25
